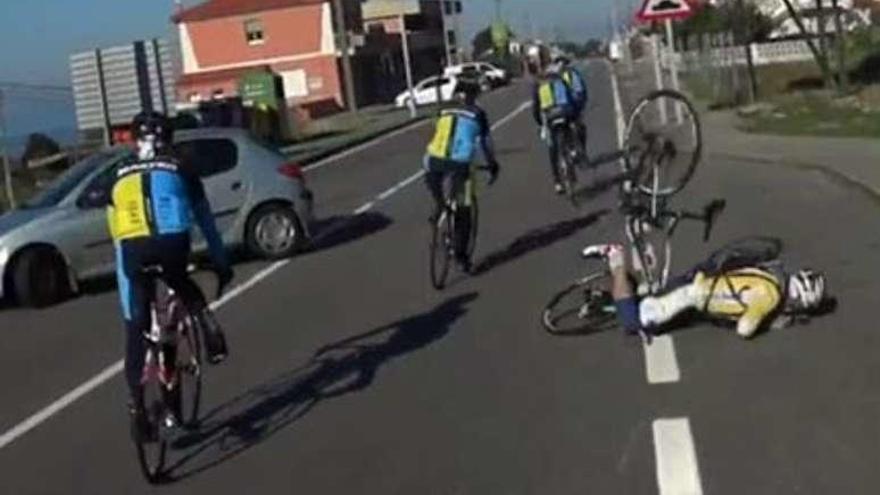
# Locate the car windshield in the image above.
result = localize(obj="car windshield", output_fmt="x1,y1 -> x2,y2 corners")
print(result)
22,150 -> 121,209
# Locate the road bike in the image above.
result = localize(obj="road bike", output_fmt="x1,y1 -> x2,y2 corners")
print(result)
541,194 -> 725,336
429,165 -> 493,290
132,267 -> 207,483
546,116 -> 586,206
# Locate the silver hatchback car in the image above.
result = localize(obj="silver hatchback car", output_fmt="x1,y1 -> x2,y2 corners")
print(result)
0,128 -> 314,307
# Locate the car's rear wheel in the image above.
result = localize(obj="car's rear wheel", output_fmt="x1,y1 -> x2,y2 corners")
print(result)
245,204 -> 305,260
12,247 -> 70,308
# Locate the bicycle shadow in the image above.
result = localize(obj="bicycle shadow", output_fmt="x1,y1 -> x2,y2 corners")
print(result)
473,209 -> 610,276
306,211 -> 393,253
159,292 -> 479,483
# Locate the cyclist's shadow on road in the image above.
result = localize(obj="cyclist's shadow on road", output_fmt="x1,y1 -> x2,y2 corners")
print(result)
162,292 -> 479,483
473,209 -> 609,276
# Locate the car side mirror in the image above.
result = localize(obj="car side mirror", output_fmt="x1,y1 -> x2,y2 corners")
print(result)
77,188 -> 108,209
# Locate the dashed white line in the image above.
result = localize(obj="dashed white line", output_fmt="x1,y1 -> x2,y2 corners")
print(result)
301,119 -> 432,172
0,98 -> 532,452
653,418 -> 704,495
643,335 -> 681,384
353,201 -> 374,215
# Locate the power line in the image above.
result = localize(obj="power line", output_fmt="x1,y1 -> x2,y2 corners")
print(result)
0,81 -> 72,93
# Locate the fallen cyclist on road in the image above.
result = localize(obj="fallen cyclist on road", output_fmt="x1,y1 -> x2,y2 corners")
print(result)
583,243 -> 830,339
105,111 -> 234,434
423,76 -> 500,273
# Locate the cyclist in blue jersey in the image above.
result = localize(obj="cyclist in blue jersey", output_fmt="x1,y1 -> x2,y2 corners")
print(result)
532,64 -> 578,194
554,55 -> 588,150
424,78 -> 500,271
106,111 -> 234,434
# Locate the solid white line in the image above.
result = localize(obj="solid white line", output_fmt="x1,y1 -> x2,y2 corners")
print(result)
653,418 -> 704,495
0,361 -> 124,449
0,98 -> 532,452
353,202 -> 374,215
606,59 -> 627,150
644,335 -> 681,384
302,119 -> 432,172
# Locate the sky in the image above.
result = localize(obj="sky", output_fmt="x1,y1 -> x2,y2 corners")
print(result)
0,0 -> 624,143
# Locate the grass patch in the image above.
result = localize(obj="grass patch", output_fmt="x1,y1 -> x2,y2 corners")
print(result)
738,87 -> 880,138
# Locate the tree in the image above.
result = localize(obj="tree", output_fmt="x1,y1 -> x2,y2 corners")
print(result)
472,28 -> 494,58
20,133 -> 67,171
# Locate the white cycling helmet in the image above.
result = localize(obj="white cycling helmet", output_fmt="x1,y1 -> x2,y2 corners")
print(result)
787,269 -> 826,312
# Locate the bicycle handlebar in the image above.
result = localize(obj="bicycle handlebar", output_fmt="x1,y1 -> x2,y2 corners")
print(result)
623,198 -> 726,241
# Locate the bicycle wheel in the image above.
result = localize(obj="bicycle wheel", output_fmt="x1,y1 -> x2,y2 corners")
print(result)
558,126 -> 580,203
466,196 -> 479,262
542,272 -> 618,335
177,315 -> 203,428
133,366 -> 168,483
623,89 -> 702,198
430,212 -> 453,290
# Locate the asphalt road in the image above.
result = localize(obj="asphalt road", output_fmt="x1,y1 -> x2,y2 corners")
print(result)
1,60 -> 879,494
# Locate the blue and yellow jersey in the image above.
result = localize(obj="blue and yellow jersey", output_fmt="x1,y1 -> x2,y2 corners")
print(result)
537,76 -> 573,112
561,67 -> 587,104
696,268 -> 784,337
427,107 -> 487,164
107,160 -> 193,242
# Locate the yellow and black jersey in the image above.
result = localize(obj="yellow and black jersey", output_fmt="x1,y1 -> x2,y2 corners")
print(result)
696,268 -> 784,337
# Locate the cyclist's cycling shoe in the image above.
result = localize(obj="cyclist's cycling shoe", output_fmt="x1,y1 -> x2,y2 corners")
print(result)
582,243 -> 625,271
204,330 -> 228,365
199,310 -> 229,365
554,183 -> 565,195
456,257 -> 473,274
128,401 -> 154,443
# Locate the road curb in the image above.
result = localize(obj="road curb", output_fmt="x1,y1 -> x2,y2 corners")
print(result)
710,150 -> 880,205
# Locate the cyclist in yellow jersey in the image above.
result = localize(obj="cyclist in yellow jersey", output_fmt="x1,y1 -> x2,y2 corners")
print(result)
583,244 -> 827,338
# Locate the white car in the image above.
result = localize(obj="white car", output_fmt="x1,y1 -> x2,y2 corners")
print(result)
444,62 -> 508,87
394,75 -> 459,108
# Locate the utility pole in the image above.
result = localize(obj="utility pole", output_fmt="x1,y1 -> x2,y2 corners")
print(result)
832,0 -> 849,94
0,89 -> 15,210
400,13 -> 417,118
440,0 -> 452,66
332,0 -> 358,113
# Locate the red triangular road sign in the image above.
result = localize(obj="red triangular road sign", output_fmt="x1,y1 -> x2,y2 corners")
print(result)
636,0 -> 694,22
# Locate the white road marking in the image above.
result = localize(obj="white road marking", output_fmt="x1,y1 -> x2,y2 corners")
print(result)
301,119 -> 432,172
643,335 -> 681,384
0,98 -> 532,452
606,60 -> 684,386
0,361 -> 124,450
606,59 -> 627,151
353,202 -> 374,215
653,418 -> 704,495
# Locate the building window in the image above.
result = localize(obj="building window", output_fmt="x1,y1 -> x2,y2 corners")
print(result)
447,30 -> 457,47
244,18 -> 265,45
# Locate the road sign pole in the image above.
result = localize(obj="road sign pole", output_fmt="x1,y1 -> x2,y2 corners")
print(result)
652,35 -> 668,124
400,14 -> 417,118
665,18 -> 683,123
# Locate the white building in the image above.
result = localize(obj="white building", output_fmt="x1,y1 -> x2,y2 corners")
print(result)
750,0 -> 871,38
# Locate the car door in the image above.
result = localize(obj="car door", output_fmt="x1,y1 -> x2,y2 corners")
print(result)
175,137 -> 246,243
73,155 -> 130,278
414,78 -> 435,105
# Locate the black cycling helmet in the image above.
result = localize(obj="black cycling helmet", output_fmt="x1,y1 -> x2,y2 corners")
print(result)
131,110 -> 173,148
552,53 -> 571,66
455,75 -> 482,103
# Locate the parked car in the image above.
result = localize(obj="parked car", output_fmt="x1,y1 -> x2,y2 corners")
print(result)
444,62 -> 509,88
0,128 -> 314,307
394,75 -> 459,108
